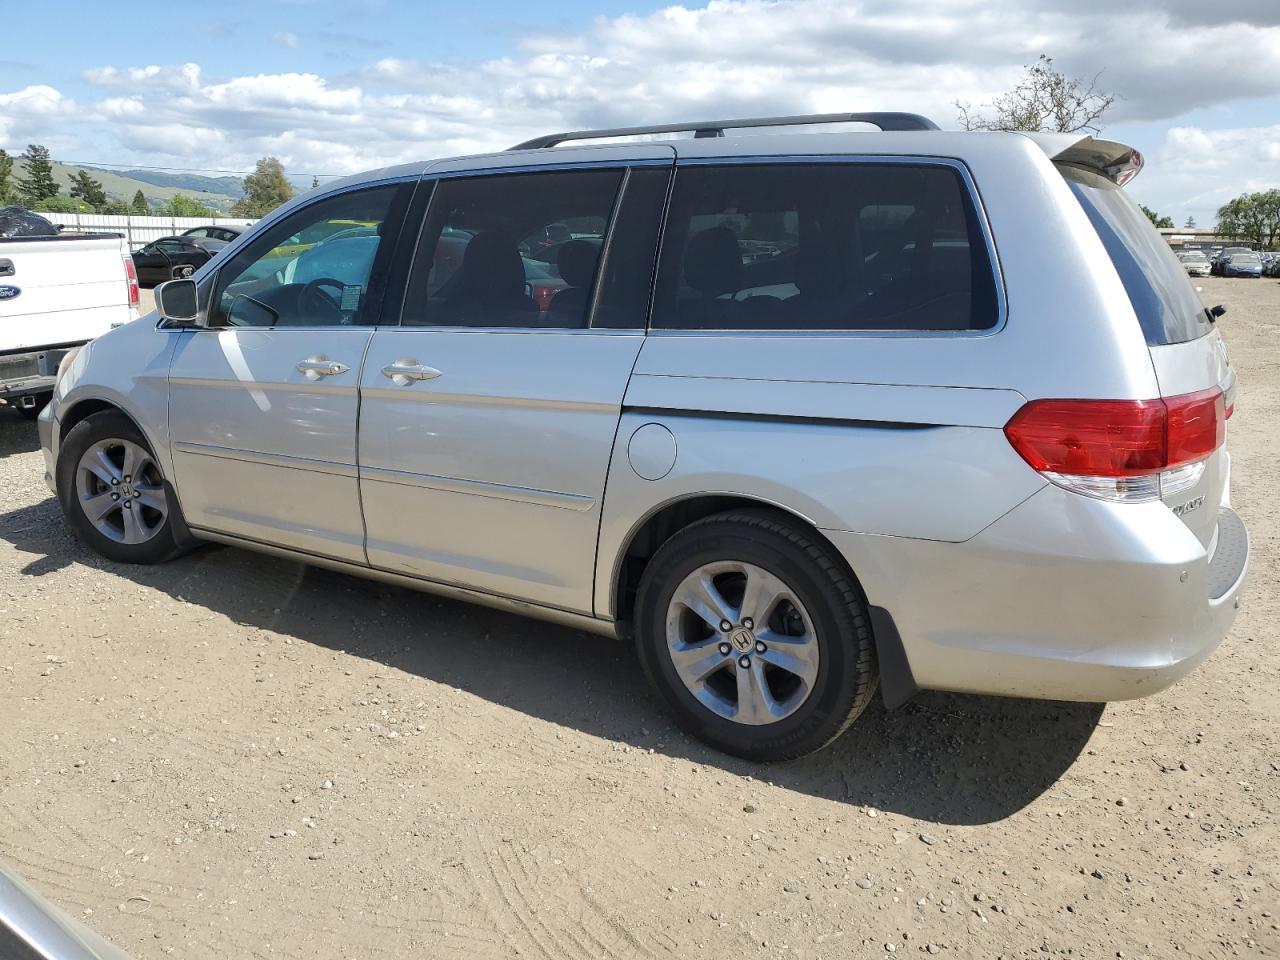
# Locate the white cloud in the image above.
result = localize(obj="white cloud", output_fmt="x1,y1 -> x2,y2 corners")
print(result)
1127,123 -> 1280,222
1,0 -> 1277,221
273,32 -> 300,49
0,84 -> 78,152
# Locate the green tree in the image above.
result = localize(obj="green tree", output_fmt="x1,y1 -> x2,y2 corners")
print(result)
68,169 -> 107,209
100,199 -> 132,215
0,149 -> 14,204
162,194 -> 217,218
956,55 -> 1114,135
1184,215 -> 1197,229
311,175 -> 319,189
17,144 -> 59,204
1216,190 -> 1280,250
232,156 -> 293,217
130,189 -> 150,215
32,194 -> 89,214
1140,205 -> 1174,229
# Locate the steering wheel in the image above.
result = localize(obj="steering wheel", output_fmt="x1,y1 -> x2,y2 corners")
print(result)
300,277 -> 347,324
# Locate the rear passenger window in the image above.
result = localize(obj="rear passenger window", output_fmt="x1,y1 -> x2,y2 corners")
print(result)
652,163 -> 999,332
404,169 -> 624,329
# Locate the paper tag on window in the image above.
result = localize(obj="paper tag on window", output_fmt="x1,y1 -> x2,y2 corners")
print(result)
340,284 -> 363,311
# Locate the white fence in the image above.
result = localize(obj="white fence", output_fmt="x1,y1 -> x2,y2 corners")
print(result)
45,213 -> 258,251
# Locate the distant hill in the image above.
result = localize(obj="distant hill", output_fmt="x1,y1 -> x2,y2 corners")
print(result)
91,167 -> 245,198
50,163 -> 242,213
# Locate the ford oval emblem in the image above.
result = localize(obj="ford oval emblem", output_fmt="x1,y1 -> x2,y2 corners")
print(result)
0,285 -> 20,301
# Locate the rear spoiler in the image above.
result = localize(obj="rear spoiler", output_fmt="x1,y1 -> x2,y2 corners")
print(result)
1019,132 -> 1143,186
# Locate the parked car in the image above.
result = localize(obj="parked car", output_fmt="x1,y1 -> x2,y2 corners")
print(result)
181,224 -> 247,248
130,236 -> 215,286
1178,250 -> 1211,276
1210,246 -> 1252,276
38,112 -> 1249,760
1266,254 -> 1280,278
0,857 -> 134,959
1222,252 -> 1263,278
1,208 -> 138,418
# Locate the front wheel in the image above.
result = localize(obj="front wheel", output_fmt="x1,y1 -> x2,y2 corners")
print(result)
56,410 -> 183,564
634,509 -> 878,761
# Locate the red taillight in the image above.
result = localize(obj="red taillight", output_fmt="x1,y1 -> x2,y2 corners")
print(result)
122,255 -> 139,306
1005,387 -> 1225,479
1165,387 -> 1225,467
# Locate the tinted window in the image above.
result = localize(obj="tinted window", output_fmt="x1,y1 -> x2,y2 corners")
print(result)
652,163 -> 998,332
211,186 -> 400,328
404,169 -> 624,328
1061,165 -> 1211,346
185,228 -> 209,238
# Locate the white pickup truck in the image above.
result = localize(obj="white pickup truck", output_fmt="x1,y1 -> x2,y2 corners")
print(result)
0,208 -> 139,418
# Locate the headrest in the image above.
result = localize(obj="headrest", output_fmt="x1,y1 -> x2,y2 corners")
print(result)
460,231 -> 525,298
684,226 -> 743,297
557,239 -> 598,288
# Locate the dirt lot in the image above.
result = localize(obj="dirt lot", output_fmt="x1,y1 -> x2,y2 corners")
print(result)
1,278 -> 1276,960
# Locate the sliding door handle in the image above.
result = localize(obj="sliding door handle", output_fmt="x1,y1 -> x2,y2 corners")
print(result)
381,358 -> 442,386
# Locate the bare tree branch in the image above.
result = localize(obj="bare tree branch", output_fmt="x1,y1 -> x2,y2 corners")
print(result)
954,55 -> 1115,134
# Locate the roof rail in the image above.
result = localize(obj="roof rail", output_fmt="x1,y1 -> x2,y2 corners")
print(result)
508,112 -> 940,150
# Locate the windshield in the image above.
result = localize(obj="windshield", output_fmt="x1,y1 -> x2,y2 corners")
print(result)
1059,165 -> 1211,346
1230,254 -> 1261,264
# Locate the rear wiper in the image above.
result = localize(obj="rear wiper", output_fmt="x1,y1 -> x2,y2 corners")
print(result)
1207,304 -> 1226,323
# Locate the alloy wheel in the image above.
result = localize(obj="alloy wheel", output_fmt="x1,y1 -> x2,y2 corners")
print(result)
74,438 -> 168,544
664,560 -> 819,725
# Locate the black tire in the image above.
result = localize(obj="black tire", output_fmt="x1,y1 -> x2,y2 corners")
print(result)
57,410 -> 184,564
634,509 -> 878,761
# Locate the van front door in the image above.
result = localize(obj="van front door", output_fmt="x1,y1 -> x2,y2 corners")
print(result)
168,183 -> 410,563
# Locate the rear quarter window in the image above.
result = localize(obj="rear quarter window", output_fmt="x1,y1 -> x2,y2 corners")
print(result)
1060,165 -> 1212,346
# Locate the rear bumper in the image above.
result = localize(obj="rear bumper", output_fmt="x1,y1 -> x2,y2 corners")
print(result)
826,486 -> 1249,703
0,347 -> 75,402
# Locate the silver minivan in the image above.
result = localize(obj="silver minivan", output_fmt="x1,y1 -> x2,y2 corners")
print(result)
39,113 -> 1249,760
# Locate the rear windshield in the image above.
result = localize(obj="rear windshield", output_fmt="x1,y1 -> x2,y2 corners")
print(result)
1059,165 -> 1211,346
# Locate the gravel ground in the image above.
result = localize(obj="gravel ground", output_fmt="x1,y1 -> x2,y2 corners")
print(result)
1,277 -> 1276,959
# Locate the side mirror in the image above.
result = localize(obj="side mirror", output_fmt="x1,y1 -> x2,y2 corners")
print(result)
155,278 -> 200,325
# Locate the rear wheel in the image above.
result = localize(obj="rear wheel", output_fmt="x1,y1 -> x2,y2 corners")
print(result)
57,410 -> 183,564
634,509 -> 878,761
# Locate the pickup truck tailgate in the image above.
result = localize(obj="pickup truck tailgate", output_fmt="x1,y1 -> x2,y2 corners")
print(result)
0,234 -> 134,352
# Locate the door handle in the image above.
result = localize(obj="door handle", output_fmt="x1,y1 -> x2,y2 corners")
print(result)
296,356 -> 350,380
0,259 -> 13,277
381,358 -> 442,386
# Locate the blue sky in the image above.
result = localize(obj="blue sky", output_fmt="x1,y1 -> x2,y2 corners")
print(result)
2,0 -> 1278,223
0,0 -> 672,107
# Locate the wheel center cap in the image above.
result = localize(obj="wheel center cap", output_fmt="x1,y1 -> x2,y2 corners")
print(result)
729,627 -> 756,653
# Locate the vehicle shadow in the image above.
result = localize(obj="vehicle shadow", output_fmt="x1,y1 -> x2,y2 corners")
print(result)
0,497 -> 1102,826
0,412 -> 41,457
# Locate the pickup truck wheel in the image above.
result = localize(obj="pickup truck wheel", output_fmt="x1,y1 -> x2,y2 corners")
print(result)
57,410 -> 182,564
634,509 -> 878,761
